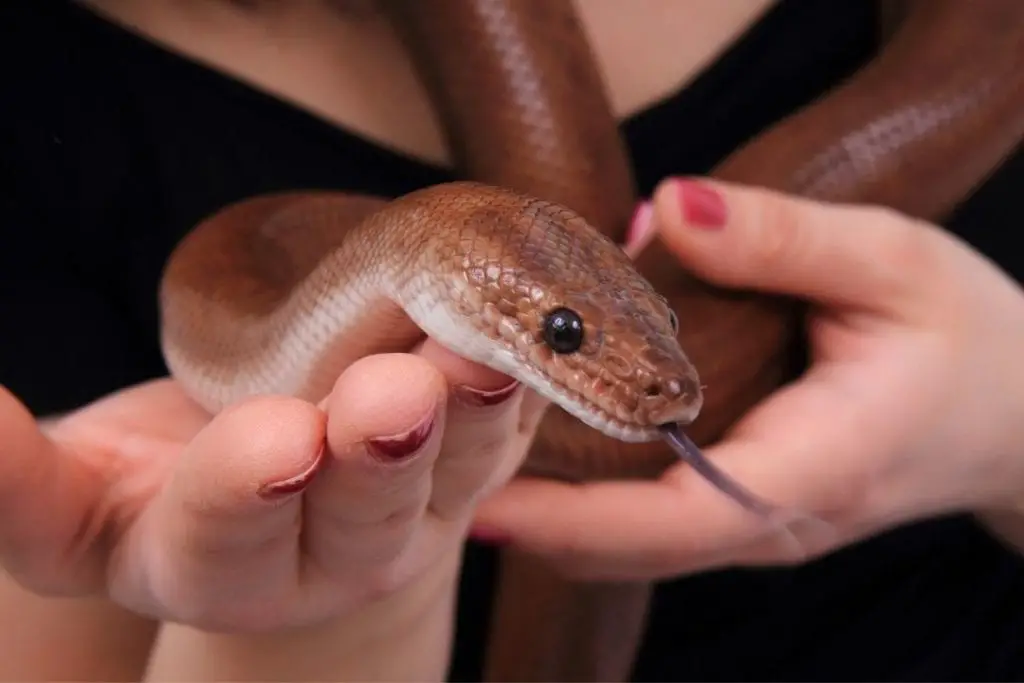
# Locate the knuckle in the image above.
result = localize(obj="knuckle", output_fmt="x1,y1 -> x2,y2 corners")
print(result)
321,495 -> 422,531
862,206 -> 936,275
178,597 -> 291,633
868,218 -> 949,310
443,437 -> 507,485
517,398 -> 549,437
365,565 -> 409,600
227,394 -> 310,424
467,429 -> 510,460
438,415 -> 522,476
375,503 -> 422,533
742,194 -> 809,272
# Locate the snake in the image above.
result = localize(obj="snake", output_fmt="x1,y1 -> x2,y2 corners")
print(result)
161,181 -> 707,451
157,0 -> 1024,680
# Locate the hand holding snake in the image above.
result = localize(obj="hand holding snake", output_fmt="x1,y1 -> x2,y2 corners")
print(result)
476,178 -> 1024,580
0,337 -> 535,647
1,0 -> 1023,680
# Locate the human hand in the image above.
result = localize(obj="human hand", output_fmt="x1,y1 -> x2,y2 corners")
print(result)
0,340 -> 536,632
472,177 -> 1024,581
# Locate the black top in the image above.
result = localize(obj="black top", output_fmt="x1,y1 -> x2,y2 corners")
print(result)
3,1 -> 1023,680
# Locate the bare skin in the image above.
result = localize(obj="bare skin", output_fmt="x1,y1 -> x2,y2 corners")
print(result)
476,179 -> 1024,580
3,3 -> 777,679
80,0 -> 776,166
9,1 -> 1024,681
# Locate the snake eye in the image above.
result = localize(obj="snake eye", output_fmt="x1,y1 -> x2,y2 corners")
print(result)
543,307 -> 585,354
668,309 -> 679,334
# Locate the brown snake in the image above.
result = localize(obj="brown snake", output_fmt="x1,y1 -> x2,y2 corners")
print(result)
158,1 -> 1024,680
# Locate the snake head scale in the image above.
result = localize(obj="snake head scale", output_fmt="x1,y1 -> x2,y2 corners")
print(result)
393,182 -> 705,443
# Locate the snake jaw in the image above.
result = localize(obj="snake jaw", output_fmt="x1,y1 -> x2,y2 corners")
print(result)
512,359 -> 668,442
404,281 -> 703,443
402,288 -> 678,442
529,362 -> 703,442
452,320 -> 702,443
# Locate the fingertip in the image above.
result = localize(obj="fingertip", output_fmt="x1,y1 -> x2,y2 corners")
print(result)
300,356 -> 448,573
324,353 -> 446,450
623,201 -> 654,258
416,341 -> 525,520
0,386 -> 49,486
0,388 -> 108,590
417,339 -> 513,394
177,394 -> 326,509
651,174 -> 730,230
648,178 -> 725,274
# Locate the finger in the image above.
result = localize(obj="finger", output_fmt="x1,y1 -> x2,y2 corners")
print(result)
473,375 -> 872,580
623,200 -> 655,258
304,353 -> 446,575
120,394 -> 327,615
417,338 -> 535,519
472,474 -> 808,582
0,386 -> 108,593
473,474 -> 763,581
650,177 -> 943,314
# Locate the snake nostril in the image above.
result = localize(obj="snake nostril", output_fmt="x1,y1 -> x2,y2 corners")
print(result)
642,378 -> 689,399
647,374 -> 704,425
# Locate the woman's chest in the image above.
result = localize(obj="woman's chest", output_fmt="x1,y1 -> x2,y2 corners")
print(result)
80,0 -> 778,166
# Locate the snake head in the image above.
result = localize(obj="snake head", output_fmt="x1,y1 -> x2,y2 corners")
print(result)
426,187 -> 704,443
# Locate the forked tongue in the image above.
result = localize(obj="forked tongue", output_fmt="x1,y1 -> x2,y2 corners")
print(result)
659,423 -> 836,558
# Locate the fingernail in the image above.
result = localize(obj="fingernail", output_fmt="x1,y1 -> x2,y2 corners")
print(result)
469,524 -> 511,547
626,200 -> 653,246
258,444 -> 325,501
366,409 -> 436,462
676,178 -> 727,229
453,380 -> 520,407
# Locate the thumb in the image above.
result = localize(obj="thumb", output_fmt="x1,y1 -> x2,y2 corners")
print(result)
649,177 -> 938,313
0,386 -> 107,594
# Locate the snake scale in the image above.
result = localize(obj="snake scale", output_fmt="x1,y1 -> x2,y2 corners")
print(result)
158,1 -> 1024,680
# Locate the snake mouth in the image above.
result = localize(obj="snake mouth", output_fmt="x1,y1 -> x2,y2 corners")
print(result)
529,369 -> 667,443
527,357 -> 702,442
466,333 -> 698,443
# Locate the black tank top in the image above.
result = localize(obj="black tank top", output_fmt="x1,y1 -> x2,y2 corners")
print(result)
3,1 -> 1023,679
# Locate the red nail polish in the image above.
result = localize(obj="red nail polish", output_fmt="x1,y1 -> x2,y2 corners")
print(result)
366,410 -> 436,461
676,179 -> 727,229
469,524 -> 511,547
626,201 -> 653,246
258,445 -> 325,501
454,380 -> 520,407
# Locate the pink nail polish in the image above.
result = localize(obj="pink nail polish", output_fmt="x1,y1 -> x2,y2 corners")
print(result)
676,179 -> 727,229
453,380 -> 520,407
626,201 -> 653,246
258,445 -> 325,501
366,410 -> 436,462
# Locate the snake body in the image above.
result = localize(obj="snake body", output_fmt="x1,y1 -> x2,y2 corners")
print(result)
161,182 -> 702,440
158,1 -> 1024,681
